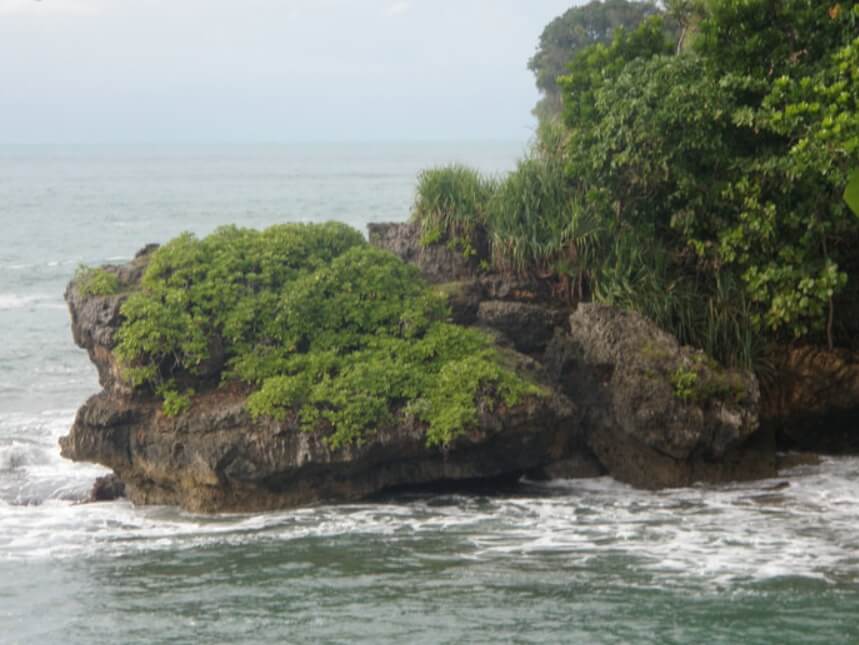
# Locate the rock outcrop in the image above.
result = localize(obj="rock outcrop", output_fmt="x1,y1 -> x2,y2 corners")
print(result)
89,473 -> 126,502
477,301 -> 565,354
60,222 -> 784,512
367,222 -> 480,283
64,383 -> 577,513
560,304 -> 774,488
65,245 -> 157,396
369,220 -> 563,355
371,222 -> 777,488
59,248 -> 581,512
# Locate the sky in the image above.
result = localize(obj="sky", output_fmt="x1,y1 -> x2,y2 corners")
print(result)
0,0 -> 577,144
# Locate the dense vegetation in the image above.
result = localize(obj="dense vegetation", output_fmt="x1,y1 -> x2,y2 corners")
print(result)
106,223 -> 541,447
414,0 -> 859,368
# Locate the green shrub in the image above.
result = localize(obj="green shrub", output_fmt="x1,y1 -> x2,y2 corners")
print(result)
75,265 -> 120,297
421,352 -> 542,447
115,222 -> 543,448
159,386 -> 193,417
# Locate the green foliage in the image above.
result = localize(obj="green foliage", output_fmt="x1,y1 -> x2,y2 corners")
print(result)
159,385 -> 193,417
114,223 -> 542,448
671,366 -> 698,401
75,265 -> 120,297
694,0 -> 856,79
412,164 -> 495,257
553,1 -> 859,363
116,222 -> 365,383
669,356 -> 748,405
528,0 -> 667,121
411,124 -> 601,295
411,1 -> 858,366
421,353 -> 542,447
718,29 -> 859,341
246,322 -> 542,449
559,14 -> 675,128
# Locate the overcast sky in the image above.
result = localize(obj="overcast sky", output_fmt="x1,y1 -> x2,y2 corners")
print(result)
0,0 -> 577,144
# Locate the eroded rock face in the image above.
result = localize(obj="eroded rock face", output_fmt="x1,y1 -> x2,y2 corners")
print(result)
61,375 -> 579,513
560,304 -> 775,488
761,346 -> 859,453
367,222 -> 479,283
370,221 -> 564,355
477,301 -> 566,354
64,246 -> 157,395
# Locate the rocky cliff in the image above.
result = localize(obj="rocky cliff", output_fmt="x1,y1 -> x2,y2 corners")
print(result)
61,222 -> 782,512
371,222 -> 775,489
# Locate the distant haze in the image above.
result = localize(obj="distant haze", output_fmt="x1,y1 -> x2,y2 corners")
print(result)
0,0 -> 578,144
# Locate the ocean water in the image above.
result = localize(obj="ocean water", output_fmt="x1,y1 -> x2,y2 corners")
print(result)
1,143 -> 858,644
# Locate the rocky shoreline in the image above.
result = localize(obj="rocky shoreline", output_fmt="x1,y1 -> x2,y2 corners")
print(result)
61,222 -> 856,511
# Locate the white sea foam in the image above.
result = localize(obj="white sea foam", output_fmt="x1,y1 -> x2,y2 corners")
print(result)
0,441 -> 48,471
0,294 -> 37,310
0,293 -> 63,310
2,405 -> 857,589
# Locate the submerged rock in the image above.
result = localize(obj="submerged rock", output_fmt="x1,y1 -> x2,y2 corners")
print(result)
90,473 -> 126,502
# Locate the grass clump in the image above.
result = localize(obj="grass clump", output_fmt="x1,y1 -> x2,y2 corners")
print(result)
411,123 -> 601,300
114,222 -> 542,446
412,164 -> 495,256
75,265 -> 121,297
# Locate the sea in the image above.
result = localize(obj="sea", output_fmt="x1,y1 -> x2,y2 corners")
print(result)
1,143 -> 857,644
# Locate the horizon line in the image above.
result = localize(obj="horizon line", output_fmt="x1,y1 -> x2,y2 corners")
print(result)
0,138 -> 530,147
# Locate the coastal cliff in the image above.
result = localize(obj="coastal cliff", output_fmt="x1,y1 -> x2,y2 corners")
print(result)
58,222 -> 794,512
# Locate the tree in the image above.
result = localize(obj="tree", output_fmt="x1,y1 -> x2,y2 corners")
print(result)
528,0 -> 664,122
557,0 -> 859,361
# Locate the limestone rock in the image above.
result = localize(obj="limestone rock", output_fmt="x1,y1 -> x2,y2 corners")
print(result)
367,222 -> 479,283
64,245 -> 157,395
563,303 -> 774,488
477,301 -> 566,354
61,380 -> 579,513
59,246 -> 583,512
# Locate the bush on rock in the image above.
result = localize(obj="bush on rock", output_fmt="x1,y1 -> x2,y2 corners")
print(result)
113,222 -> 543,447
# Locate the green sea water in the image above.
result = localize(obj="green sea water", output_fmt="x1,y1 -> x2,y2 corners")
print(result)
1,144 -> 857,644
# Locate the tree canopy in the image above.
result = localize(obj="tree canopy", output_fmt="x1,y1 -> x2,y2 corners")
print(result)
528,0 -> 664,121
558,0 -> 859,356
